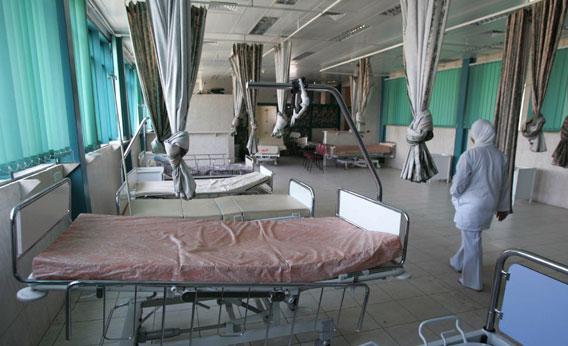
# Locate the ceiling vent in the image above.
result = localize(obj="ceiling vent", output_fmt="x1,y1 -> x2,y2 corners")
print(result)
292,51 -> 315,61
331,24 -> 369,42
323,11 -> 346,21
379,5 -> 401,17
250,16 -> 279,35
274,0 -> 298,5
207,1 -> 239,12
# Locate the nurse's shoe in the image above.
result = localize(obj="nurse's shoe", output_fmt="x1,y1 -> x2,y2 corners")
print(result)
458,278 -> 482,292
449,260 -> 462,273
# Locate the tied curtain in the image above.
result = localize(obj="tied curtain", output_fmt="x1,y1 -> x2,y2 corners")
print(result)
522,0 -> 567,152
553,116 -> 568,167
230,43 -> 263,154
147,1 -> 207,199
127,2 -> 170,154
350,58 -> 372,132
230,72 -> 244,136
494,9 -> 530,212
272,41 -> 292,138
399,0 -> 450,183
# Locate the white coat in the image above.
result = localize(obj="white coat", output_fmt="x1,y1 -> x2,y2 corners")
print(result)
450,123 -> 510,231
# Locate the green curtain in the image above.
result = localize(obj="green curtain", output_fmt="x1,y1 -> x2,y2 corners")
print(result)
528,48 -> 568,132
69,0 -> 98,149
87,26 -> 119,144
464,61 -> 502,128
0,0 -> 71,169
382,68 -> 460,127
125,64 -> 142,134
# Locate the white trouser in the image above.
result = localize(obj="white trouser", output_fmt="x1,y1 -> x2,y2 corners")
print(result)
450,229 -> 482,290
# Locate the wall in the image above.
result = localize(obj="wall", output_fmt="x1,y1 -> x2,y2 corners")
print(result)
85,144 -> 123,215
385,125 -> 456,170
0,165 -> 69,346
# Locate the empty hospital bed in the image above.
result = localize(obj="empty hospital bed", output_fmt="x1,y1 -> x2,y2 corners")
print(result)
12,177 -> 410,346
120,164 -> 274,199
417,249 -> 568,346
116,178 -> 315,220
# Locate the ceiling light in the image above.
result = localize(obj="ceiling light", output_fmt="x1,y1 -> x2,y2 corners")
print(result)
207,1 -> 239,12
292,51 -> 315,61
274,0 -> 298,5
379,5 -> 401,17
331,24 -> 369,42
250,16 -> 279,35
323,11 -> 346,21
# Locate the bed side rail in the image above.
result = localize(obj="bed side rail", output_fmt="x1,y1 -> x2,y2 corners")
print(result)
10,178 -> 72,283
288,179 -> 315,216
336,189 -> 409,265
484,249 -> 568,342
259,164 -> 274,191
115,180 -> 130,215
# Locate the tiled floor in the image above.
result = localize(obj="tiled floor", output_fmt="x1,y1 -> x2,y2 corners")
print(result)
40,157 -> 568,346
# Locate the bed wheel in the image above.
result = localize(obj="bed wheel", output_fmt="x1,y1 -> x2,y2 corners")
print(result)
17,287 -> 47,302
287,295 -> 299,311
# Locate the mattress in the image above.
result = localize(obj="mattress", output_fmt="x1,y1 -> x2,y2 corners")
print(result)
132,171 -> 270,197
126,194 -> 310,221
32,214 -> 402,283
331,143 -> 395,157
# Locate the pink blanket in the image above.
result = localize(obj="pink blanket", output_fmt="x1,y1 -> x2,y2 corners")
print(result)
33,214 -> 401,283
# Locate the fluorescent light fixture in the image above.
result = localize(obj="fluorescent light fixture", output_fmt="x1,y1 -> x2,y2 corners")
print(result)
207,1 -> 239,12
263,0 -> 343,57
331,24 -> 369,42
292,51 -> 315,61
379,5 -> 401,17
250,16 -> 279,35
320,0 -> 543,72
274,0 -> 298,4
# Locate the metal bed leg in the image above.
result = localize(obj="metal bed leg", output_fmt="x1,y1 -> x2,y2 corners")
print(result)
189,288 -> 198,346
161,287 -> 167,345
287,293 -> 300,346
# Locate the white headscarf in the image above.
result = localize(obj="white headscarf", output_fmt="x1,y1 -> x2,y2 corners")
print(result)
470,119 -> 496,147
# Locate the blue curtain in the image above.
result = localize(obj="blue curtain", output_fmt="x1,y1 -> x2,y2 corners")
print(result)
87,26 -> 119,144
125,64 -> 142,134
0,0 -> 72,173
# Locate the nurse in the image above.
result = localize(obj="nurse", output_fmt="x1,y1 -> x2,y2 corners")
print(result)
449,119 -> 511,291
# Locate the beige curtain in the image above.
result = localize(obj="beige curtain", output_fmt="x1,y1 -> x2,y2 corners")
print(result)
147,1 -> 207,199
230,43 -> 263,155
351,58 -> 372,132
521,0 -> 567,152
553,116 -> 568,167
494,9 -> 530,212
400,0 -> 450,183
126,2 -> 170,153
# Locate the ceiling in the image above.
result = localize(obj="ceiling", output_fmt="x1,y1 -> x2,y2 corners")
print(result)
90,0 -> 547,83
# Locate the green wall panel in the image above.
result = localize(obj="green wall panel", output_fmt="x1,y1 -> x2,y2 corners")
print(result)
382,68 -> 460,127
464,61 -> 502,128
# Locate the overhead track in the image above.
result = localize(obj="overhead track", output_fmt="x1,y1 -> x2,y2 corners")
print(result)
320,0 -> 542,72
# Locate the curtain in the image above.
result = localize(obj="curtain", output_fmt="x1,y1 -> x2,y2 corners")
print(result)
494,9 -> 530,212
229,70 -> 244,135
127,1 -> 170,154
553,116 -> 568,167
521,0 -> 567,152
0,0 -> 71,170
230,43 -> 263,154
87,28 -> 119,145
147,1 -> 206,199
70,0 -> 99,149
272,41 -> 292,137
399,0 -> 449,183
352,58 -> 372,132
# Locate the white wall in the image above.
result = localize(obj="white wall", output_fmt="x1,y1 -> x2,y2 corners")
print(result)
516,132 -> 568,209
0,166 -> 68,345
385,125 -> 456,170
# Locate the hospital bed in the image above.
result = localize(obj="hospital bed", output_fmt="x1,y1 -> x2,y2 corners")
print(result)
119,164 -> 274,199
326,142 -> 396,169
11,177 -> 410,346
417,249 -> 568,346
116,178 -> 315,220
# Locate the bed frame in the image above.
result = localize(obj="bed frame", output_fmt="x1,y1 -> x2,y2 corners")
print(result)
11,178 -> 410,346
417,249 -> 568,346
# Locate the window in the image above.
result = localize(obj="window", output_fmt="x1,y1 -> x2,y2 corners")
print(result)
125,64 -> 143,134
0,0 -> 72,176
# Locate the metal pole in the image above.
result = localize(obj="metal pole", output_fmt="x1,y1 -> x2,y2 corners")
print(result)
247,81 -> 384,201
